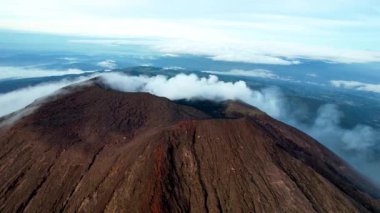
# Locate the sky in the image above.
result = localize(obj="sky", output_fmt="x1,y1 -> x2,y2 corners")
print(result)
1,0 -> 379,185
0,0 -> 380,64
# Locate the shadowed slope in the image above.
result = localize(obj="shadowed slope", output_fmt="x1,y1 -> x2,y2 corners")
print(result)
0,83 -> 379,213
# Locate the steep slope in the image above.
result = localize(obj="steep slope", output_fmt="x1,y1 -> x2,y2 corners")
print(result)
0,82 -> 379,213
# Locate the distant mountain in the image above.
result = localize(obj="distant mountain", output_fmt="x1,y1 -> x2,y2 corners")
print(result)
0,80 -> 379,212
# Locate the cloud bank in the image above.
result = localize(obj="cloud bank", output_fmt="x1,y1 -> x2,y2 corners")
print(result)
70,34 -> 380,65
0,66 -> 91,80
153,37 -> 380,64
101,73 -> 283,117
1,0 -> 380,65
331,80 -> 380,93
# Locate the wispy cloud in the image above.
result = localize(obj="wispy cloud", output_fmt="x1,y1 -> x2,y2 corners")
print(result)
302,104 -> 378,151
209,54 -> 299,65
97,60 -> 117,70
162,66 -> 185,70
0,66 -> 93,80
0,76 -> 94,117
69,35 -> 380,65
152,37 -> 380,64
1,2 -> 380,65
59,57 -> 79,64
331,80 -> 380,93
203,69 -> 279,79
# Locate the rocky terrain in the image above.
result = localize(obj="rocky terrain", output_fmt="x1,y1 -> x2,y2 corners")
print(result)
0,81 -> 379,212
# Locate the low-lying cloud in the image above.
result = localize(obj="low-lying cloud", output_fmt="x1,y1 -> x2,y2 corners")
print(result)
59,57 -> 79,64
162,66 -> 185,70
292,104 -> 380,183
0,66 -> 91,80
97,60 -> 117,70
0,76 -> 94,117
331,80 -> 380,93
203,69 -> 279,79
101,73 -> 283,117
294,104 -> 379,151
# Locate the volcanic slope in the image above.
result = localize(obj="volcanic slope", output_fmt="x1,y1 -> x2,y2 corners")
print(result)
0,82 -> 379,213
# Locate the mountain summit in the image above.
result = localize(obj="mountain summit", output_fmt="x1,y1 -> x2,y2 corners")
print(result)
0,81 -> 379,212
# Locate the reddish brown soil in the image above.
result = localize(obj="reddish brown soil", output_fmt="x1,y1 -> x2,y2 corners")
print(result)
0,83 -> 379,213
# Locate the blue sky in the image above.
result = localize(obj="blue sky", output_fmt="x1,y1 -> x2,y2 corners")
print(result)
0,0 -> 380,64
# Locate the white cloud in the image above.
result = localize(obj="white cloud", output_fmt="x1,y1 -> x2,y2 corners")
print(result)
162,53 -> 179,57
153,37 -> 380,64
162,66 -> 185,70
210,54 -> 299,65
0,75 -> 95,117
1,10 -> 380,64
59,57 -> 79,64
203,69 -> 279,79
68,34 -> 380,65
0,0 -> 377,22
100,72 -> 283,117
305,104 -> 378,151
101,73 -> 252,100
97,60 -> 117,70
331,80 -> 380,93
0,66 -> 92,80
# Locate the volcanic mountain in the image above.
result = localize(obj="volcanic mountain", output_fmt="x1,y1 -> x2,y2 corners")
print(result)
0,81 -> 379,213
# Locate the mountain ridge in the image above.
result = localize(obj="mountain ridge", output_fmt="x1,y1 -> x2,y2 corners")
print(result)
0,81 -> 379,212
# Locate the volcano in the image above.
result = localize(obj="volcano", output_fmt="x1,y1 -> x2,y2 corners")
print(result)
0,81 -> 379,213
